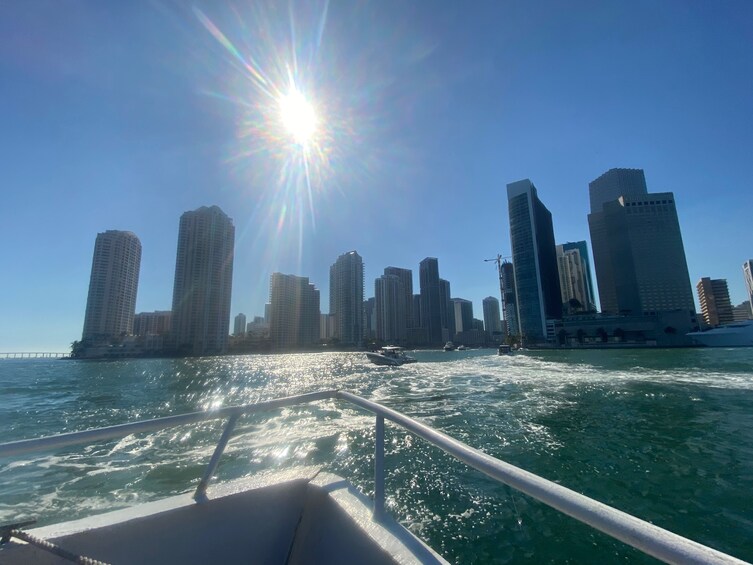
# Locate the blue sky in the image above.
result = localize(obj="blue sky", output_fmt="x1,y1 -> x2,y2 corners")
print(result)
1,0 -> 752,351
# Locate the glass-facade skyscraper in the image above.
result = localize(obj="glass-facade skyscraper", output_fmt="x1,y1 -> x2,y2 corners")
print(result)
419,257 -> 443,346
171,206 -> 234,356
507,179 -> 562,343
588,168 -> 694,316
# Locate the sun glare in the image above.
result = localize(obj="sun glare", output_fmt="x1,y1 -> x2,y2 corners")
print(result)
279,89 -> 318,145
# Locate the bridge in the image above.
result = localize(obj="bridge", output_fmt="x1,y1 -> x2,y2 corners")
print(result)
1,352 -> 71,359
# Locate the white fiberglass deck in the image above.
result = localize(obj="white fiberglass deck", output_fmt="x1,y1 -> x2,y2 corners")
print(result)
1,468 -> 445,564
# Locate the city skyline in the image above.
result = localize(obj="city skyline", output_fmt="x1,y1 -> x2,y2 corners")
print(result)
2,1 -> 752,351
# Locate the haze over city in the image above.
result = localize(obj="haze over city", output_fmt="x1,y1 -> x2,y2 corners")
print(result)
2,0 -> 752,351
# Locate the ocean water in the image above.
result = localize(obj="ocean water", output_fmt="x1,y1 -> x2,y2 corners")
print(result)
1,348 -> 753,563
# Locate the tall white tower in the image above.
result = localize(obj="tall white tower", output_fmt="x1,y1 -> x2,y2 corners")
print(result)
82,230 -> 141,341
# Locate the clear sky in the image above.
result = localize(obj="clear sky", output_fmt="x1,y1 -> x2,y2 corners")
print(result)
2,0 -> 752,352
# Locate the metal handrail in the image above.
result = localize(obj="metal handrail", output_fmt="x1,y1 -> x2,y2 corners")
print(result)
0,390 -> 747,565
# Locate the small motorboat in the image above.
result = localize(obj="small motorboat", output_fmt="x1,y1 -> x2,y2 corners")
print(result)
365,346 -> 417,366
443,341 -> 456,351
456,345 -> 467,351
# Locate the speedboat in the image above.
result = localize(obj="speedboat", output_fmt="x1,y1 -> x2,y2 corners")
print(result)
456,345 -> 467,351
686,320 -> 753,347
443,341 -> 456,351
365,346 -> 417,366
0,390 -> 743,564
498,344 -> 512,355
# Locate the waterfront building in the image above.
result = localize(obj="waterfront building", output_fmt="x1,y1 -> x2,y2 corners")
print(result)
452,298 -> 474,334
439,278 -> 454,340
133,311 -> 172,336
558,241 -> 596,312
171,206 -> 235,356
419,258 -> 443,346
588,169 -> 694,316
233,313 -> 247,336
556,244 -> 593,314
697,278 -> 734,327
507,179 -> 562,343
732,301 -> 753,322
363,298 -> 377,341
482,296 -> 502,334
264,303 -> 271,324
384,267 -> 414,330
82,230 -> 142,342
320,313 -> 336,340
472,318 -> 485,332
269,273 -> 320,349
329,251 -> 364,346
744,260 -> 753,317
247,316 -> 269,338
412,294 -> 422,328
501,261 -> 518,337
375,274 -> 405,343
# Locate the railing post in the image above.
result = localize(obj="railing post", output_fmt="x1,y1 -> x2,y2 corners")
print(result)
374,414 -> 385,520
194,413 -> 239,502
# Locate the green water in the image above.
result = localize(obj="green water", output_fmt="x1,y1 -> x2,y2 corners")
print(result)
1,349 -> 752,563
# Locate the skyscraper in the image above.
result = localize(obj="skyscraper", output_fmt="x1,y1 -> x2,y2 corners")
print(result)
329,251 -> 364,346
588,169 -> 648,314
482,296 -> 502,334
744,260 -> 753,317
501,261 -> 518,337
269,273 -> 320,349
171,206 -> 235,356
419,257 -> 443,346
233,313 -> 247,336
588,169 -> 694,316
556,244 -> 594,313
452,298 -> 473,333
384,267 -> 414,329
507,179 -> 562,343
697,278 -> 733,327
439,278 -> 454,339
560,241 -> 595,311
375,274 -> 404,343
82,230 -> 141,342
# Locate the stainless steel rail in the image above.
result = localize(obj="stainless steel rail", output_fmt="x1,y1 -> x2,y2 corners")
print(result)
0,390 -> 747,565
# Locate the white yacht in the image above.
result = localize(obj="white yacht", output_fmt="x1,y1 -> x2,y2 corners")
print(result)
365,346 -> 417,366
687,320 -> 753,347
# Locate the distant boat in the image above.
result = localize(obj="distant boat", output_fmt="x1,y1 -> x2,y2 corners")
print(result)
686,320 -> 753,347
365,346 -> 417,367
456,345 -> 467,351
498,344 -> 512,355
443,341 -> 456,351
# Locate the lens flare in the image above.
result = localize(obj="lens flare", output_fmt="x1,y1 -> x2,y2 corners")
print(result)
279,89 -> 318,146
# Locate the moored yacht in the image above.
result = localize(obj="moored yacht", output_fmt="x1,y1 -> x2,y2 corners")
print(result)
686,320 -> 753,347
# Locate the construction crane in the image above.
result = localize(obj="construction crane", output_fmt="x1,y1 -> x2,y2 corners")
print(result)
484,254 -> 512,336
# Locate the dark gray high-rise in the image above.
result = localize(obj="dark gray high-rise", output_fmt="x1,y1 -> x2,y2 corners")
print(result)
419,257 -> 443,346
384,266 -> 413,331
588,168 -> 694,316
501,260 -> 518,337
171,206 -> 234,355
439,278 -> 454,339
507,179 -> 562,343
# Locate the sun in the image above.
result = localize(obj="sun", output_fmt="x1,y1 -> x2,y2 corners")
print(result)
278,89 -> 318,145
